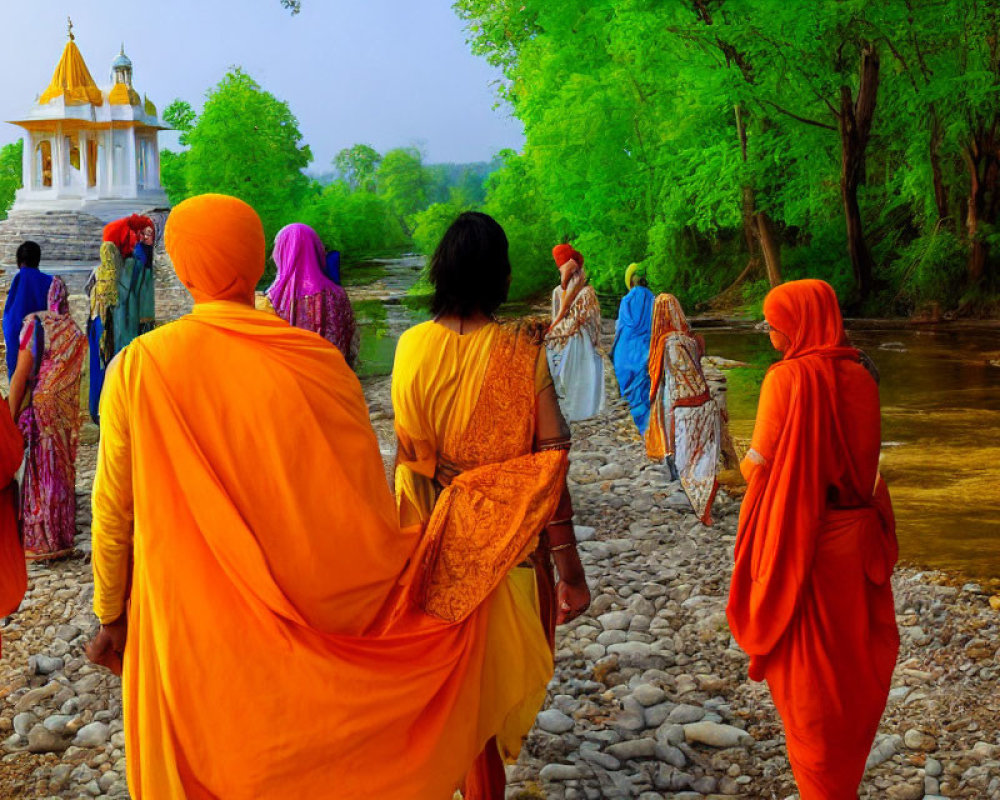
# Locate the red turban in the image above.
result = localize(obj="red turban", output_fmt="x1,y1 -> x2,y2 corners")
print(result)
103,214 -> 155,258
552,244 -> 583,269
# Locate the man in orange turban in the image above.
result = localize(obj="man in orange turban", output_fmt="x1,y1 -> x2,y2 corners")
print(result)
727,279 -> 899,799
87,194 -> 552,799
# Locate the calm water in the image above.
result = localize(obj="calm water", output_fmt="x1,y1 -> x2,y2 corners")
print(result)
700,324 -> 1000,583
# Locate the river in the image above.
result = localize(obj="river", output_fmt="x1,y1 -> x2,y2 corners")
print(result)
349,259 -> 1000,583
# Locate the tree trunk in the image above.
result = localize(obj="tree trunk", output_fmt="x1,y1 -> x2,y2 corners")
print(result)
734,104 -> 761,272
838,43 -> 880,302
963,123 -> 1000,285
755,211 -> 783,286
929,110 -> 949,222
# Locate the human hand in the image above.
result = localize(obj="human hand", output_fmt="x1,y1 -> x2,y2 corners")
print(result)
85,615 -> 127,676
556,576 -> 591,625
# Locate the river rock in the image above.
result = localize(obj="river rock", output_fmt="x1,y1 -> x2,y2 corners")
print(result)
632,684 -> 666,707
598,611 -> 630,631
682,721 -> 752,748
903,728 -> 936,751
12,712 -> 36,737
539,763 -> 581,781
30,655 -> 64,675
536,709 -> 575,734
27,723 -> 69,753
667,703 -> 704,724
74,721 -> 110,748
606,737 -> 658,760
886,780 -> 923,800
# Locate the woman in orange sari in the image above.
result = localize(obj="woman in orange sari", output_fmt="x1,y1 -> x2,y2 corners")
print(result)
0,394 -> 25,658
393,212 -> 591,799
726,279 -> 899,799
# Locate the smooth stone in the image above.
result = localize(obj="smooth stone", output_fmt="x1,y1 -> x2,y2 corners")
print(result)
580,747 -> 620,770
655,723 -> 686,747
886,781 -> 923,800
633,684 -> 666,707
27,723 -> 68,753
55,624 -> 82,642
598,611 -> 630,631
74,721 -> 110,748
597,630 -> 628,646
606,737 -> 658,760
903,728 -> 936,751
30,655 -> 64,675
539,763 -> 582,781
598,463 -> 626,480
42,714 -> 76,734
575,525 -> 597,542
691,775 -> 717,794
643,702 -> 674,728
925,757 -> 943,778
682,721 -> 752,748
582,643 -> 606,661
48,763 -> 72,791
12,712 -> 36,737
655,743 -> 687,767
536,709 -> 575,735
615,697 -> 646,732
668,704 -> 705,724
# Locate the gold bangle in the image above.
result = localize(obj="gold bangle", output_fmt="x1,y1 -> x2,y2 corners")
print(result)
548,517 -> 574,527
550,542 -> 575,552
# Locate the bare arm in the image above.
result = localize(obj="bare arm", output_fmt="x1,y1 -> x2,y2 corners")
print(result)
535,382 -> 591,623
8,342 -> 34,420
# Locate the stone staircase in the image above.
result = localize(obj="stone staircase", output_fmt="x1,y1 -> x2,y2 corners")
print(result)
0,211 -> 107,266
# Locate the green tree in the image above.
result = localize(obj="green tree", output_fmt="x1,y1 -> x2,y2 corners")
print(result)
376,147 -> 431,232
182,68 -> 312,242
334,144 -> 382,192
0,140 -> 23,221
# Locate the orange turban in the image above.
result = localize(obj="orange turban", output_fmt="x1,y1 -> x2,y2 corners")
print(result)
103,214 -> 155,258
552,243 -> 583,269
165,194 -> 264,304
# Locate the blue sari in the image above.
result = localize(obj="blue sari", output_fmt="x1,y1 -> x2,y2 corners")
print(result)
610,286 -> 654,433
3,268 -> 53,378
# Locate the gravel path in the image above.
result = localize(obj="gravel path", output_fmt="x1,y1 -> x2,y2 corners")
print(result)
0,272 -> 997,798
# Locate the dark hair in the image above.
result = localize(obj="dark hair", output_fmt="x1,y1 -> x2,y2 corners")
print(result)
16,241 -> 41,269
429,212 -> 511,318
636,276 -> 648,288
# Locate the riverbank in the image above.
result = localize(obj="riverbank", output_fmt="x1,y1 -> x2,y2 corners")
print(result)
1,363 -> 999,798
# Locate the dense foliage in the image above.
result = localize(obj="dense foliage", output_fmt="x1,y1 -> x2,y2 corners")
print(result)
0,140 -> 23,221
454,0 -> 1000,315
160,69 -> 496,280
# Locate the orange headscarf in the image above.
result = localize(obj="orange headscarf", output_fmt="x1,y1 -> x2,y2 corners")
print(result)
763,278 -> 852,360
552,243 -> 583,270
165,194 -> 264,304
727,279 -> 889,673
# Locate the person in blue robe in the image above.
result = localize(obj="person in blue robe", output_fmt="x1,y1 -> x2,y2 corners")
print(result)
610,263 -> 655,433
3,241 -> 53,381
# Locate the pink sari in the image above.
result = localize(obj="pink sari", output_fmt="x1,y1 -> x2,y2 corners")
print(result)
18,277 -> 88,560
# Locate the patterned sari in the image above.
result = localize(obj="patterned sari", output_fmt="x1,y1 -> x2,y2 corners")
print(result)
645,294 -> 720,524
18,277 -> 88,559
545,271 -> 605,422
393,319 -> 565,797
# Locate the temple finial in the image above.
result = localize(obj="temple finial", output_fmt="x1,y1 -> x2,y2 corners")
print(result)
67,17 -> 75,42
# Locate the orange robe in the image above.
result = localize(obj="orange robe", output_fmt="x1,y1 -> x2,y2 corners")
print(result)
0,407 -> 25,658
91,194 -> 553,799
726,280 -> 899,800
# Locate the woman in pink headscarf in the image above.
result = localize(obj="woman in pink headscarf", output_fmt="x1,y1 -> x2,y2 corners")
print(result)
261,223 -> 358,366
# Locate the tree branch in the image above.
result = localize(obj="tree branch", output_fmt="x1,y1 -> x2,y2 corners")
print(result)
759,98 -> 837,130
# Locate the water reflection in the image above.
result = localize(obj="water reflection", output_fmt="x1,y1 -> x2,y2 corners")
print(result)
700,324 -> 1000,581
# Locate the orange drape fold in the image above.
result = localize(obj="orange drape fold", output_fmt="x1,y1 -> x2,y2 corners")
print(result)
726,280 -> 899,800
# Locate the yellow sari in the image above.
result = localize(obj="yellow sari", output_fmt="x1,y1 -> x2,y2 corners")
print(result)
392,319 -> 558,763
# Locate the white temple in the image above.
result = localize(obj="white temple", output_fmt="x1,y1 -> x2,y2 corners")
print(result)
7,22 -> 169,221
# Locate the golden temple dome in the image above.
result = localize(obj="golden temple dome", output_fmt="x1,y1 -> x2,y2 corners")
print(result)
144,95 -> 158,117
109,82 -> 141,106
39,39 -> 104,107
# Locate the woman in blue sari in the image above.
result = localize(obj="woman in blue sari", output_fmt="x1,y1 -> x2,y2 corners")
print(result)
610,264 -> 655,433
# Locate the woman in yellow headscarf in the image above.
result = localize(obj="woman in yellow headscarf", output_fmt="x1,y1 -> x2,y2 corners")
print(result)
87,195 -> 568,799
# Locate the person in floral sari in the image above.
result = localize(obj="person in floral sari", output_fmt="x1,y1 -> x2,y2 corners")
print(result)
645,293 -> 721,525
545,244 -> 605,421
8,277 -> 88,560
262,223 -> 358,366
393,212 -> 591,799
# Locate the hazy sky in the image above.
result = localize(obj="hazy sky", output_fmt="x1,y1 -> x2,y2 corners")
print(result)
0,1 -> 524,168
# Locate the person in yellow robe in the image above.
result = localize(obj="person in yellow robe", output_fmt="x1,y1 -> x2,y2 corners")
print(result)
86,194 -> 565,800
393,212 -> 591,799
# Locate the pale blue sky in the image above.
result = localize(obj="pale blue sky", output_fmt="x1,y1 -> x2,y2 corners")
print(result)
0,1 -> 524,167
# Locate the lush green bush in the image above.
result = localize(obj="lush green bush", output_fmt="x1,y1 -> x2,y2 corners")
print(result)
0,140 -> 23,221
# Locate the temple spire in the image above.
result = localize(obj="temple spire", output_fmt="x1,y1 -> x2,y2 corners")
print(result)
67,16 -> 74,42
